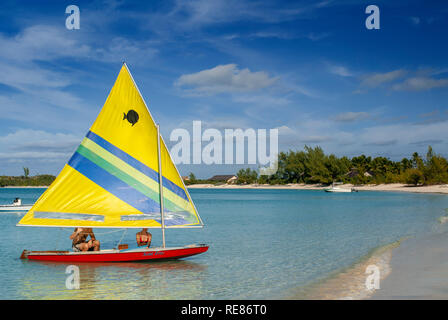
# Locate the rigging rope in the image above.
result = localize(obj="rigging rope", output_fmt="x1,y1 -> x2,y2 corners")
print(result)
116,229 -> 128,248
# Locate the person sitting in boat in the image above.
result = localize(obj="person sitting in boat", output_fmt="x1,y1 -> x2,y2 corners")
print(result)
70,227 -> 100,252
136,228 -> 152,247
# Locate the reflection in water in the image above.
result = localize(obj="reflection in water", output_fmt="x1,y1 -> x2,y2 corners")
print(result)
18,259 -> 207,299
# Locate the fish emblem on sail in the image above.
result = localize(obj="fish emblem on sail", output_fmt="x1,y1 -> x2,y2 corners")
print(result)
123,109 -> 139,126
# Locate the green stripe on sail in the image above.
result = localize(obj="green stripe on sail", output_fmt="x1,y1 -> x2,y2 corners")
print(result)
76,144 -> 187,214
81,137 -> 195,216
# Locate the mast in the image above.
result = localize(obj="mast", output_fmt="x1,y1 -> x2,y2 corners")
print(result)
156,124 -> 166,248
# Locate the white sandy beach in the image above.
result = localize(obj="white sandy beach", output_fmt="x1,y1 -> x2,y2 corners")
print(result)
187,183 -> 448,195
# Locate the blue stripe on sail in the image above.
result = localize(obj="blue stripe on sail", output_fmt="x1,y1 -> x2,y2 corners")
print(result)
67,151 -> 191,226
68,151 -> 161,215
86,131 -> 189,202
163,177 -> 189,203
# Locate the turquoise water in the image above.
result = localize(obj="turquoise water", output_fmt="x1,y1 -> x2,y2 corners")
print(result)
0,188 -> 448,299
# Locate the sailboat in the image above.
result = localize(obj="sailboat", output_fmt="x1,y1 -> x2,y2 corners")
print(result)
18,64 -> 208,262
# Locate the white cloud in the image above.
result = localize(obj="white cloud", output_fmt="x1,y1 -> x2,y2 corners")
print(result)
357,68 -> 448,92
359,121 -> 448,152
333,112 -> 370,122
360,69 -> 407,87
0,25 -> 90,63
300,135 -> 332,143
329,65 -> 353,77
0,129 -> 79,153
276,125 -> 296,135
168,0 -> 331,29
241,30 -> 330,42
175,64 -> 278,95
0,129 -> 80,174
364,139 -> 398,146
233,94 -> 291,106
0,25 -> 157,64
306,32 -> 330,41
270,115 -> 448,159
392,77 -> 448,91
0,24 -> 159,129
0,63 -> 70,89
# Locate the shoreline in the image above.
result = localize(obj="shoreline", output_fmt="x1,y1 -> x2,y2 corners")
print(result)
2,183 -> 448,195
287,214 -> 448,300
1,186 -> 48,189
187,183 -> 448,195
285,240 -> 403,300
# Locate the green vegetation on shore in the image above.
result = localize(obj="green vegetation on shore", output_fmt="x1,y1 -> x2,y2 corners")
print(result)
261,145 -> 448,186
187,145 -> 448,186
0,174 -> 55,187
0,167 -> 55,187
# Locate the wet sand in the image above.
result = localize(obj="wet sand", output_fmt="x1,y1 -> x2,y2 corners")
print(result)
187,183 -> 448,195
287,231 -> 448,300
285,241 -> 402,300
371,231 -> 448,300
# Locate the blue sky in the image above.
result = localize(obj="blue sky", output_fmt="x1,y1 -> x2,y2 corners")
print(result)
0,0 -> 447,178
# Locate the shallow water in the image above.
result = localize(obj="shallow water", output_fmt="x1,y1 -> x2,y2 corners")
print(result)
0,188 -> 447,299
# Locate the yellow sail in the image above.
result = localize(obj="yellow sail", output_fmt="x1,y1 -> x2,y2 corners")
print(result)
18,64 -> 203,228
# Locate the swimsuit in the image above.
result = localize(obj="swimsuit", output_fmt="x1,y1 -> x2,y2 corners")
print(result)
72,242 -> 95,252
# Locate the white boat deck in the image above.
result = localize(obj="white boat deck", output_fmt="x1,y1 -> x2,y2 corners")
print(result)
0,205 -> 32,211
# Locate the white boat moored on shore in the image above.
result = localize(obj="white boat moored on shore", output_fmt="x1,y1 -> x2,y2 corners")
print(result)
324,186 -> 354,193
0,198 -> 32,211
324,183 -> 356,193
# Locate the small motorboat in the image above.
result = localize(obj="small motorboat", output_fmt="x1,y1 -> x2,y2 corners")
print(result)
324,186 -> 354,193
324,182 -> 356,193
0,198 -> 32,211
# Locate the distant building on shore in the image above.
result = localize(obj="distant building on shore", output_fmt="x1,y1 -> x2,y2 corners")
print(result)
346,168 -> 374,178
208,175 -> 238,184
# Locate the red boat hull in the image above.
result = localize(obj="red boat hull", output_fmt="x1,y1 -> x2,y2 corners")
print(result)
21,244 -> 208,263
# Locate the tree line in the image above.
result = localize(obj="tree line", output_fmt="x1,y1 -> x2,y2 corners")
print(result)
0,167 -> 56,187
235,145 -> 448,186
0,175 -> 56,187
